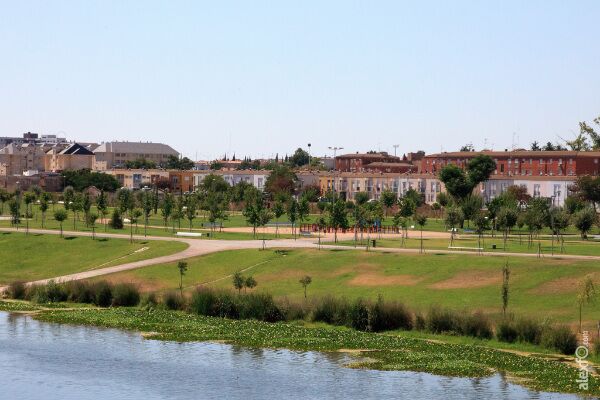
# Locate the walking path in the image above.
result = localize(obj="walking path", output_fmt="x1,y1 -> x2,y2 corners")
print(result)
2,227 -> 600,291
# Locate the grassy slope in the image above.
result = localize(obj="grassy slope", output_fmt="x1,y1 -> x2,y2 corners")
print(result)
100,248 -> 600,328
19,306 -> 597,396
0,232 -> 187,284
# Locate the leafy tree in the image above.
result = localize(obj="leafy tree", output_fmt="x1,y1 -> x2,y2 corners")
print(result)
414,214 -> 427,253
502,260 -> 510,318
63,186 -> 75,215
577,276 -> 596,332
549,208 -> 570,253
328,199 -> 349,243
243,193 -> 267,238
297,197 -> 310,229
232,272 -> 245,294
177,261 -> 188,297
265,165 -> 297,197
62,169 -> 120,192
404,188 -> 423,207
53,209 -> 68,237
496,207 -> 518,249
445,206 -> 463,246
8,198 -> 20,228
165,155 -> 194,170
530,141 -> 541,151
39,192 -> 50,228
124,158 -> 156,169
0,189 -> 10,215
244,276 -> 257,292
572,176 -> 600,211
110,209 -> 124,229
439,155 -> 495,201
272,198 -> 285,237
184,195 -> 198,231
299,275 -> 312,299
141,191 -> 153,236
380,190 -> 396,216
564,196 -> 585,215
289,148 -> 310,167
579,116 -> 600,150
96,190 -> 109,231
573,207 -> 597,239
354,191 -> 370,206
286,198 -> 299,239
161,193 -> 174,230
23,192 -> 36,234
71,193 -> 83,230
82,192 -> 92,227
460,194 -> 483,228
131,208 -> 142,235
472,211 -> 489,251
87,213 -> 98,239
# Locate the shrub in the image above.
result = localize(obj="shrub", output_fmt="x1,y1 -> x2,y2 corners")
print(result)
459,311 -> 493,339
312,296 -> 350,326
238,293 -> 283,322
541,325 -> 578,355
110,209 -> 124,229
190,287 -> 218,316
368,295 -> 413,332
64,281 -> 93,303
349,298 -> 369,331
277,297 -> 308,321
28,285 -> 49,304
163,291 -> 185,311
213,290 -> 238,318
515,318 -> 543,345
425,306 -> 457,333
45,280 -> 67,303
111,283 -> 140,307
92,281 -> 113,307
7,281 -> 26,300
140,292 -> 158,309
496,320 -> 518,343
414,312 -> 426,331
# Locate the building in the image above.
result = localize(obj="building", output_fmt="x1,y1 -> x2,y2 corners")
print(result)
0,143 -> 50,176
421,150 -> 600,177
93,141 -> 179,170
479,176 -> 573,207
103,169 -> 170,190
193,170 -> 269,191
0,132 -> 67,148
45,143 -> 95,172
335,152 -> 402,172
0,173 -> 63,192
169,170 -> 195,193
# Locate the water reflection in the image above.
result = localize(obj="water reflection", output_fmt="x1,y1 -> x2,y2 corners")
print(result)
0,312 -> 581,400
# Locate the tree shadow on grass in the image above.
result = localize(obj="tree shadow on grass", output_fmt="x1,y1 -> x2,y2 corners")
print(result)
64,236 -> 78,240
97,238 -> 108,242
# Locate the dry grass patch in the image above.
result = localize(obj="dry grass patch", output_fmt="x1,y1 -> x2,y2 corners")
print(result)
429,270 -> 501,289
348,273 -> 422,287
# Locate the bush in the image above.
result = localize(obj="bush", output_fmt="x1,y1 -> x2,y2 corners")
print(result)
349,298 -> 369,331
541,325 -> 578,355
496,320 -> 518,343
277,297 -> 308,321
414,312 -> 426,331
190,287 -> 218,315
459,311 -> 493,339
64,281 -> 93,303
213,290 -> 238,318
238,293 -> 283,322
368,295 -> 413,332
92,281 -> 113,307
140,292 -> 158,309
163,291 -> 185,311
111,283 -> 140,307
110,209 -> 124,229
515,318 -> 543,345
425,306 -> 457,333
7,281 -> 26,300
28,285 -> 49,304
312,296 -> 350,326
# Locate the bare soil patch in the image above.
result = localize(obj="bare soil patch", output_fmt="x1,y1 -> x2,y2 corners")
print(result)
429,270 -> 500,289
348,273 -> 422,287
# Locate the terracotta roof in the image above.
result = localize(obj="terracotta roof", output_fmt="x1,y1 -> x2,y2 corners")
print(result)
424,150 -> 600,158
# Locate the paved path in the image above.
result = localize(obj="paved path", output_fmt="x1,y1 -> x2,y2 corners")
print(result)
2,227 -> 600,291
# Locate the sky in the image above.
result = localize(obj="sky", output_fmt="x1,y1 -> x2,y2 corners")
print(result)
0,1 -> 599,160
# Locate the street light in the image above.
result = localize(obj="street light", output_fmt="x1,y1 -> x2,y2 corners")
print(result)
307,143 -> 311,169
393,144 -> 399,157
328,146 -> 343,202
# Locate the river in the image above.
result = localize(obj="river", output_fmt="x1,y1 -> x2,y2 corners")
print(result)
0,312 -> 580,399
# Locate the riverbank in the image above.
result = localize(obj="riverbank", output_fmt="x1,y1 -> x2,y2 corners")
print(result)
2,301 -> 595,396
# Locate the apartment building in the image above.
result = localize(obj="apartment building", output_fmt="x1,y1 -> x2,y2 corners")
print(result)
479,176 -> 574,207
193,170 -> 269,191
0,143 -> 49,175
93,141 -> 179,170
45,143 -> 95,172
103,169 -> 170,189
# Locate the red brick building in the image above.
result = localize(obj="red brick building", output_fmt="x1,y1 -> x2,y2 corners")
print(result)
421,150 -> 600,177
335,152 -> 410,172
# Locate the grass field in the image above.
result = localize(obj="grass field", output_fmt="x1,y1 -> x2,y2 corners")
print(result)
0,232 -> 187,284
99,248 -> 600,329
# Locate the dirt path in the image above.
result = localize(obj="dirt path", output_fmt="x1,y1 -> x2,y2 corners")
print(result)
2,227 -> 600,292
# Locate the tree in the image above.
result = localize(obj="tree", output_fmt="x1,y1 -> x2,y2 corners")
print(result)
82,192 -> 92,227
445,206 -> 464,246
0,189 -> 10,215
573,207 -> 596,239
54,209 -> 68,237
265,165 -> 297,197
289,148 -> 310,167
39,192 -> 50,228
87,213 -> 98,240
62,169 -> 120,192
165,155 -> 194,170
472,211 -> 489,251
286,198 -> 299,239
579,116 -> 600,150
549,208 -> 570,254
71,193 -> 83,230
299,275 -> 312,299
233,272 -> 245,294
496,207 -> 518,249
354,192 -> 370,206
243,194 -> 265,238
110,209 -> 124,229
141,191 -> 153,236
63,186 -> 74,216
244,276 -> 257,292
161,193 -> 174,231
131,208 -> 142,235
502,260 -> 510,318
297,197 -> 310,229
272,198 -> 285,237
572,176 -> 600,211
328,199 -> 348,243
530,141 -> 541,151
184,195 -> 198,231
577,276 -> 596,332
96,190 -> 109,231
177,261 -> 188,297
23,192 -> 36,235
439,155 -> 495,201
380,190 -> 396,216
460,194 -> 483,228
414,214 -> 427,253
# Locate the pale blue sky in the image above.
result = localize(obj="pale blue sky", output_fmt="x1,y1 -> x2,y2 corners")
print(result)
0,1 -> 599,160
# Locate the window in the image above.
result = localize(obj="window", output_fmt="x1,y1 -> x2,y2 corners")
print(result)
533,184 -> 541,197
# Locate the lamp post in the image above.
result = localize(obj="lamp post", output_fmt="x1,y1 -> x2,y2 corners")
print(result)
328,146 -> 343,202
307,143 -> 311,169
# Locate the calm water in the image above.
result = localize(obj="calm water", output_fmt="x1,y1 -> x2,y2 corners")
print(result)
0,312 -> 581,400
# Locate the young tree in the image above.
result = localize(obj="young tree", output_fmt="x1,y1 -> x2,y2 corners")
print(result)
299,275 -> 312,299
82,192 -> 92,226
87,213 -> 98,240
8,197 -> 20,228
141,191 -> 153,236
71,192 -> 83,230
96,190 -> 108,232
460,194 -> 483,228
184,195 -> 198,232
501,260 -> 510,317
63,186 -> 75,216
131,208 -> 142,236
549,208 -> 570,253
39,192 -> 50,228
161,193 -> 174,231
110,209 -> 124,229
272,198 -> 285,237
380,190 -> 396,216
243,194 -> 265,238
573,207 -> 597,239
244,275 -> 257,292
232,271 -> 245,294
496,207 -> 518,249
54,209 -> 68,237
414,214 -> 427,253
328,199 -> 349,243
177,261 -> 188,297
0,189 -> 9,215
397,197 -> 416,238
286,198 -> 298,239
445,206 -> 464,246
297,197 -> 310,231
472,211 -> 489,252
23,192 -> 36,235
577,275 -> 596,332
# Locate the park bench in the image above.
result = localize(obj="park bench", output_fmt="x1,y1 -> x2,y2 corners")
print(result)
299,231 -> 312,237
176,232 -> 203,237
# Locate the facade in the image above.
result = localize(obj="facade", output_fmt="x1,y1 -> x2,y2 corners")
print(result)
169,170 -> 195,193
93,141 -> 179,170
479,176 -> 574,207
0,143 -> 50,176
193,170 -> 269,191
0,173 -> 62,192
0,132 -> 67,148
103,169 -> 170,189
421,150 -> 600,177
335,152 -> 402,172
45,143 -> 95,172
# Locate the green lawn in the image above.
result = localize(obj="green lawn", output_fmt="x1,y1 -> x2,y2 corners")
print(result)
333,234 -> 600,256
0,232 -> 187,284
99,247 -> 600,329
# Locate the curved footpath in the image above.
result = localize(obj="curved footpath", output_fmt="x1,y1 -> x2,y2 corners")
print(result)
2,227 -> 600,290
